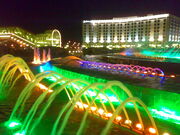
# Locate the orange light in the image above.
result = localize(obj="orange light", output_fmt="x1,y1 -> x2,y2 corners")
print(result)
76,102 -> 83,109
144,71 -> 147,74
36,83 -> 53,92
48,90 -> 53,93
97,108 -> 104,115
149,127 -> 156,134
83,104 -> 88,109
37,83 -> 47,90
105,113 -> 112,118
170,75 -> 175,78
90,106 -> 97,111
125,120 -> 132,125
136,123 -> 142,130
115,116 -> 122,122
152,72 -> 156,75
163,133 -> 170,135
76,102 -> 82,106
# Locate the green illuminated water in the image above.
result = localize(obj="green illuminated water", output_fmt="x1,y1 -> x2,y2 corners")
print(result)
141,48 -> 180,63
0,55 -> 179,135
39,63 -> 180,124
9,71 -> 148,135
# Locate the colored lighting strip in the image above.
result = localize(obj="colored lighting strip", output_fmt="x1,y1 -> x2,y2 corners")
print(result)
80,61 -> 171,78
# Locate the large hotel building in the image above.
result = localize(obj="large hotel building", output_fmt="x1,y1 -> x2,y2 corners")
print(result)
82,14 -> 180,48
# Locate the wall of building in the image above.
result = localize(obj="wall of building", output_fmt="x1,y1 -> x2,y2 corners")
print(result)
83,14 -> 180,48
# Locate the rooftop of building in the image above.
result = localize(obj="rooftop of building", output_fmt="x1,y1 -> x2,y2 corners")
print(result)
83,13 -> 179,23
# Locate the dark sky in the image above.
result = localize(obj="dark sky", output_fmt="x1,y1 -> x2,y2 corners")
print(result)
0,0 -> 179,43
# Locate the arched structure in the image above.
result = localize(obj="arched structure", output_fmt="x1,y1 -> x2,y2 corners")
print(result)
80,61 -> 165,77
51,29 -> 62,47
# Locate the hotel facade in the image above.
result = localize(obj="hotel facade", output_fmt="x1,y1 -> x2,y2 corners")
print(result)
82,14 -> 180,48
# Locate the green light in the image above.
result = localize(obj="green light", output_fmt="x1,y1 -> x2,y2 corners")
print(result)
38,63 -> 180,124
9,122 -> 19,127
39,63 -> 123,103
126,102 -> 134,107
14,130 -> 26,135
141,49 -> 180,62
150,108 -> 180,124
5,120 -> 22,129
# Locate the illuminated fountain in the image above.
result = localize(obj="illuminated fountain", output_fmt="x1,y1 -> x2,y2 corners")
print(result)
6,71 -> 159,135
0,54 -> 34,99
0,55 -> 175,135
33,48 -> 41,64
39,62 -> 180,125
47,48 -> 51,61
118,48 -> 180,63
32,48 -> 51,64
0,54 -> 51,99
140,48 -> 180,61
42,49 -> 46,63
80,61 -> 168,77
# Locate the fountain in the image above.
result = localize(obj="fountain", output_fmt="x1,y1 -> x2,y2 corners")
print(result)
42,49 -> 46,63
32,48 -> 51,64
140,48 -> 180,60
47,48 -> 51,61
0,55 -> 176,135
0,54 -> 34,99
119,48 -> 180,63
32,48 -> 41,64
80,61 -> 166,77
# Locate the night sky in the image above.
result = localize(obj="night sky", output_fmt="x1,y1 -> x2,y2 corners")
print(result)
0,0 -> 179,43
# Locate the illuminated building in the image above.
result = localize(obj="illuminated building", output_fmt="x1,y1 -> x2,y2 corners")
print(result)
83,13 -> 180,48
0,27 -> 62,47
